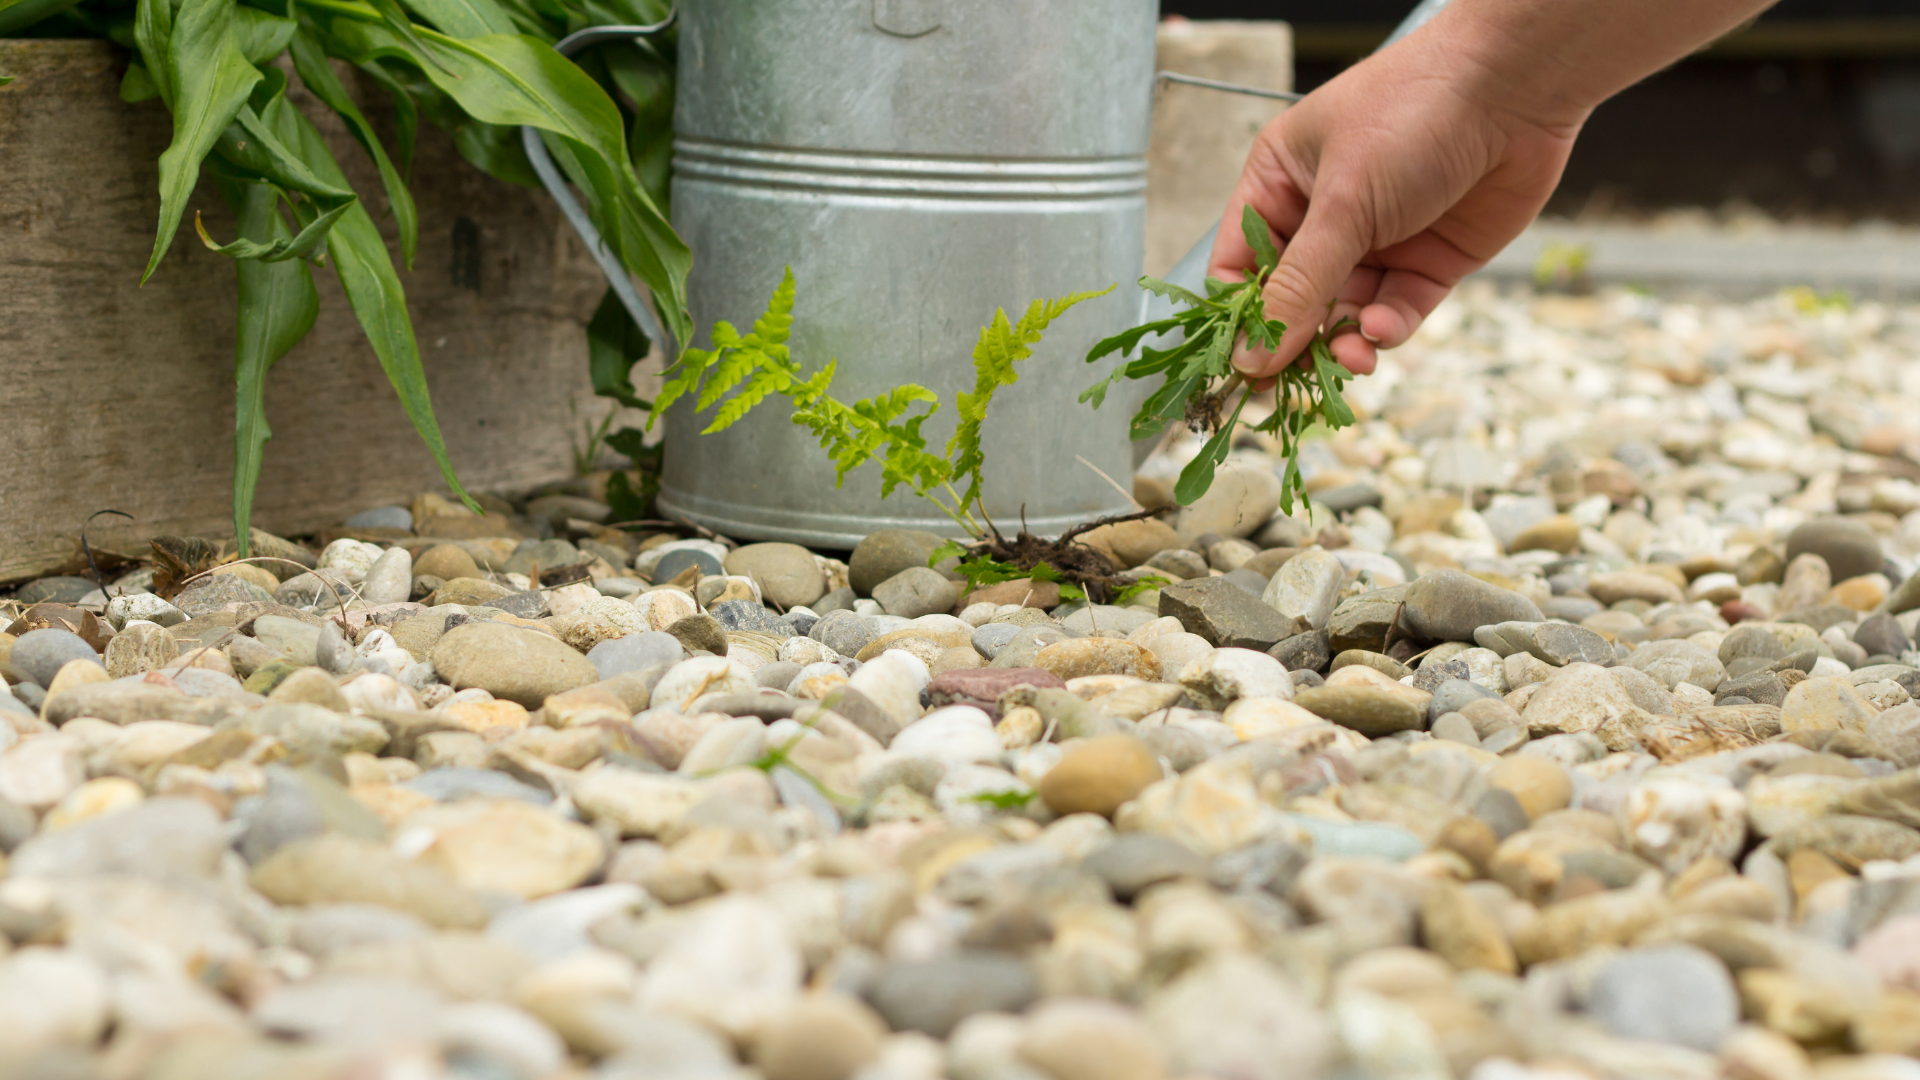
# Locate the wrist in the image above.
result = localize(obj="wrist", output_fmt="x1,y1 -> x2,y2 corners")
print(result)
1421,1 -> 1603,133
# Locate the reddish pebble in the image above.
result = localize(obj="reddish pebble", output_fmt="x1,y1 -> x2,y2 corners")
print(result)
1721,600 -> 1765,624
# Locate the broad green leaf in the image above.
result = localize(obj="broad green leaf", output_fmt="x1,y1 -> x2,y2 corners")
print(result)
202,73 -> 361,259
220,175 -> 319,556
244,68 -> 477,509
119,61 -> 158,102
453,119 -> 542,186
318,17 -> 690,348
361,0 -> 458,75
587,287 -> 652,408
137,0 -> 262,282
400,0 -> 516,38
0,0 -> 85,35
234,4 -> 296,62
603,41 -> 673,209
0,74 -> 11,87
290,27 -> 418,266
195,196 -> 353,262
351,59 -> 421,174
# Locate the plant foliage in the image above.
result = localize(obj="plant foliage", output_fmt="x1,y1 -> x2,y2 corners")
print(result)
651,267 -> 1113,537
1,0 -> 690,554
926,540 -> 1086,602
1082,204 -> 1355,512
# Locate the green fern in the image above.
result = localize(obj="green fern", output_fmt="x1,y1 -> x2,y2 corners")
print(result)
651,267 -> 1110,535
950,288 -> 1113,510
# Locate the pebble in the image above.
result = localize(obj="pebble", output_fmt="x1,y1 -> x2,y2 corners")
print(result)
360,546 -> 413,606
430,621 -> 599,707
872,567 -> 961,619
1781,675 -> 1879,734
868,954 -> 1037,1038
1159,577 -> 1297,650
1788,518 -> 1883,582
848,529 -> 950,595
752,994 -> 888,1080
1262,548 -> 1345,634
1037,735 -> 1162,816
725,542 -> 828,609
1399,569 -> 1544,643
3,286 -> 1920,1077
1587,945 -> 1740,1051
1178,648 -> 1293,710
587,629 -> 684,680
9,627 -> 98,688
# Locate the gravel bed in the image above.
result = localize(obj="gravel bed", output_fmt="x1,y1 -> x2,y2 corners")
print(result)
2,282 -> 1920,1078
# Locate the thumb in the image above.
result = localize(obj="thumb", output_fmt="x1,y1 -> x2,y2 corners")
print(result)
1237,188 -> 1373,378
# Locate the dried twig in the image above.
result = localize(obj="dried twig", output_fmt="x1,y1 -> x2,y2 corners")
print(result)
80,509 -> 134,593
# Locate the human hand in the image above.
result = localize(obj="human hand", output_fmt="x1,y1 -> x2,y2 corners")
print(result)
1209,10 -> 1581,379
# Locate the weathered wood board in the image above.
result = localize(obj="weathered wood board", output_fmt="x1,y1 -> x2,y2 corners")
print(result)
0,40 -> 611,582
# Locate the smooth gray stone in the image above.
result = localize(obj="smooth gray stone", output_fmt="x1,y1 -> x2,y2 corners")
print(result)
1588,945 -> 1739,1052
9,628 -> 100,687
345,506 -> 413,531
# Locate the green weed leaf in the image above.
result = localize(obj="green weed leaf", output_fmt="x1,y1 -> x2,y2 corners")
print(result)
136,0 -> 262,282
290,27 -> 418,267
223,176 -> 319,558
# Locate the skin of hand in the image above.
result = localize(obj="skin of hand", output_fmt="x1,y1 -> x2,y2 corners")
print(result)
1212,0 -> 1782,380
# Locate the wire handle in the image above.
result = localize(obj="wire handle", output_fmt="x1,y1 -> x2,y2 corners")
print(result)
520,7 -> 679,354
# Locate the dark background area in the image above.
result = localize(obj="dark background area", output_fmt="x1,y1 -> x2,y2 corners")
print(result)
1163,0 -> 1920,222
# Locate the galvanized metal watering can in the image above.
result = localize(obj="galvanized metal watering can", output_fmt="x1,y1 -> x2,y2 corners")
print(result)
527,1 -> 1441,547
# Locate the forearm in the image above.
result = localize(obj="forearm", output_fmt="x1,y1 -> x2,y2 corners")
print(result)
1410,0 -> 1780,130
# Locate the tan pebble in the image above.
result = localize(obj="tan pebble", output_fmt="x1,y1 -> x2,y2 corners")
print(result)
1670,876 -> 1781,922
1486,756 -> 1572,821
1038,735 -> 1162,817
44,658 -> 108,698
997,706 -> 1044,751
1852,990 -> 1920,1056
408,799 -> 604,900
444,699 -> 531,734
1825,574 -> 1889,612
211,562 -> 281,592
1786,848 -> 1849,908
541,686 -> 629,729
342,751 -> 419,786
1421,881 -> 1517,974
1779,676 -> 1878,734
929,646 -> 985,677
1034,639 -> 1162,682
268,666 -> 350,711
1018,998 -> 1166,1080
752,994 -> 889,1080
352,782 -> 440,826
1715,1025 -> 1810,1080
1587,571 -> 1684,606
43,776 -> 145,830
1509,515 -> 1580,555
1511,880 -> 1665,965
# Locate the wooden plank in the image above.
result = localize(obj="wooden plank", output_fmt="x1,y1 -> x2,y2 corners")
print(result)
0,40 -> 616,583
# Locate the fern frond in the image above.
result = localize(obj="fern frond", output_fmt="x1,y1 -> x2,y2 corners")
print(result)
746,268 -> 796,349
704,366 -> 794,433
946,285 -> 1114,509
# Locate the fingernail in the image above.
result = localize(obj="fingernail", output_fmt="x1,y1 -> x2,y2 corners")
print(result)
1360,328 -> 1380,344
1232,355 -> 1264,376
